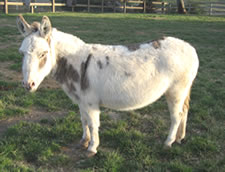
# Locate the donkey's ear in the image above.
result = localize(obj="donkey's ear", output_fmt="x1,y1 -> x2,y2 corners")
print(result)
16,15 -> 31,37
40,16 -> 52,39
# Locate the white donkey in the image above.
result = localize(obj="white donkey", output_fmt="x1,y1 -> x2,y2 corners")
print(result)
17,15 -> 199,157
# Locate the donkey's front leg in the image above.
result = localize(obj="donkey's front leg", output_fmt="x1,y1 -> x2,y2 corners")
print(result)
77,116 -> 90,149
79,106 -> 100,157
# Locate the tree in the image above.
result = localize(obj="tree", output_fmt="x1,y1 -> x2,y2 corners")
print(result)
177,0 -> 187,14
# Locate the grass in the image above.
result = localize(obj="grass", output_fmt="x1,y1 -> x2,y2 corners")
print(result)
0,13 -> 225,171
0,112 -> 82,171
0,80 -> 76,119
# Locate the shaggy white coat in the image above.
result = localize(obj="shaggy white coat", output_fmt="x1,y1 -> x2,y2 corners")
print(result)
17,15 -> 199,155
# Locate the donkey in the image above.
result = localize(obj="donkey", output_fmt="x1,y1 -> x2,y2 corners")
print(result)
17,15 -> 199,157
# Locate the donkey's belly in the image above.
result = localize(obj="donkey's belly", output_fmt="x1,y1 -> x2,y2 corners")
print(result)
100,79 -> 170,111
102,98 -> 159,111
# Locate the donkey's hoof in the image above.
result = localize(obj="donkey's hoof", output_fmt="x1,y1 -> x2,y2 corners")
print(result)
85,151 -> 96,158
176,138 -> 186,144
75,139 -> 89,150
176,139 -> 182,144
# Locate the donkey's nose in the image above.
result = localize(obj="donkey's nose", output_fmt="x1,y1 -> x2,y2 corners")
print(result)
23,81 -> 35,91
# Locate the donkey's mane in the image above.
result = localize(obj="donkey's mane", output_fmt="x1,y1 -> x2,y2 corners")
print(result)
30,22 -> 40,33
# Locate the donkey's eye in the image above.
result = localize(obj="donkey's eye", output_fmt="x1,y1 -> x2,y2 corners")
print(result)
39,51 -> 48,59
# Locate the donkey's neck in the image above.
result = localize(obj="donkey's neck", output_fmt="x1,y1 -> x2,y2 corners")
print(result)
53,29 -> 86,59
50,29 -> 89,82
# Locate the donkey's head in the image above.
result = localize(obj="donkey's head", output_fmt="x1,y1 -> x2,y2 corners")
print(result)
17,15 -> 54,92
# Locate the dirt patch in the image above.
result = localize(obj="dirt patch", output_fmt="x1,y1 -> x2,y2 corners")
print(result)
0,107 -> 68,136
0,61 -> 23,81
60,142 -> 91,170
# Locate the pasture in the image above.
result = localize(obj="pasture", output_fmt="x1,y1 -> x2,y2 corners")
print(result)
0,13 -> 225,171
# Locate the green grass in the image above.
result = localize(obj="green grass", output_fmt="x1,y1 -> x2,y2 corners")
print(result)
0,112 -> 82,171
0,13 -> 225,171
0,80 -> 76,119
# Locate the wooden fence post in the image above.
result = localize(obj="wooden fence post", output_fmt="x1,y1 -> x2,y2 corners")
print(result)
4,0 -> 8,14
31,5 -> 34,13
88,0 -> 90,12
52,0 -> 55,13
143,0 -> 146,13
209,3 -> 213,16
162,2 -> 164,14
123,0 -> 126,13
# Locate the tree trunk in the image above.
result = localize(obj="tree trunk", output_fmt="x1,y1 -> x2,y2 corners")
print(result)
177,0 -> 187,14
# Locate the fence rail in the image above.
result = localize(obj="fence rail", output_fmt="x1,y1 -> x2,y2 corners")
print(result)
1,0 -> 225,16
168,2 -> 225,15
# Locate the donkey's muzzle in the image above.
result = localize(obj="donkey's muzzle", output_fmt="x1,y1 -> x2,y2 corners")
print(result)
22,80 -> 35,91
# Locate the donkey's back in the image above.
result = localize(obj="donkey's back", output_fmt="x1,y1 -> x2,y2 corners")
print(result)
90,37 -> 199,112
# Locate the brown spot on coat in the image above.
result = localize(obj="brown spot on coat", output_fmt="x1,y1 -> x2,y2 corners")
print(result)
126,43 -> 141,51
80,54 -> 92,91
68,82 -> 76,92
39,56 -> 47,69
124,71 -> 132,77
152,41 -> 160,49
67,64 -> 80,82
55,58 -> 68,83
151,37 -> 165,49
55,58 -> 80,84
105,56 -> 110,65
97,60 -> 103,69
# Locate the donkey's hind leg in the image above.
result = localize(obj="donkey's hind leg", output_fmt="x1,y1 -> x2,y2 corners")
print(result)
164,86 -> 191,147
176,90 -> 191,144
